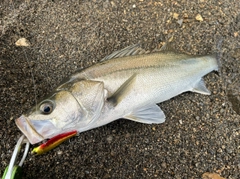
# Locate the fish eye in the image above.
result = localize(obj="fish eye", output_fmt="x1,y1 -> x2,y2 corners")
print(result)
40,101 -> 54,114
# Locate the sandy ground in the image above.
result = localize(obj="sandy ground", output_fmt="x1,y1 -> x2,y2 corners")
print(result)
0,0 -> 239,178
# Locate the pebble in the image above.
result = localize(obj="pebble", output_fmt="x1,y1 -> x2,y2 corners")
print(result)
15,38 -> 31,46
173,13 -> 179,19
106,135 -> 113,143
57,151 -> 63,155
177,19 -> 183,26
195,14 -> 204,21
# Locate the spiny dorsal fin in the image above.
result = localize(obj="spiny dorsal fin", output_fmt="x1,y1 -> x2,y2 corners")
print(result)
152,35 -> 175,53
101,44 -> 149,62
159,42 -> 175,52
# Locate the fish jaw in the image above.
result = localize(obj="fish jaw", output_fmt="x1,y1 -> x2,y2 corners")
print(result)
16,115 -> 44,144
15,115 -> 47,144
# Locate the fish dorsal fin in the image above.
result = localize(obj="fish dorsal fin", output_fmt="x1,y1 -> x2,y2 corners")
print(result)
151,35 -> 175,53
108,74 -> 137,106
124,105 -> 166,124
101,44 -> 149,62
191,78 -> 211,95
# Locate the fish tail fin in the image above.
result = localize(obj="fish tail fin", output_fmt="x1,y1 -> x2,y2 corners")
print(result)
209,53 -> 221,72
205,53 -> 221,78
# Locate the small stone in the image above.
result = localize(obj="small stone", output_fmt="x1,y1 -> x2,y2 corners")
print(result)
125,133 -> 131,138
161,162 -> 167,168
57,151 -> 63,155
103,174 -> 111,179
173,13 -> 179,19
183,13 -> 188,18
179,119 -> 183,124
226,148 -> 233,153
106,135 -> 113,143
177,19 -> 183,26
195,162 -> 200,167
202,172 -> 225,179
132,4 -> 136,8
15,38 -> 30,46
220,108 -> 225,113
196,14 -> 203,21
110,1 -> 116,7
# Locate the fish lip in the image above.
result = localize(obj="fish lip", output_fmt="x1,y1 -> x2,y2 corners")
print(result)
15,115 -> 44,144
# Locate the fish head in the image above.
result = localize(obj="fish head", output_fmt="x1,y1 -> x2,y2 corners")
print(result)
16,80 -> 107,144
16,90 -> 86,144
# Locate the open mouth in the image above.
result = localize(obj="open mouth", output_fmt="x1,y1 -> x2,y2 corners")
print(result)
15,115 -> 45,144
16,115 -> 78,154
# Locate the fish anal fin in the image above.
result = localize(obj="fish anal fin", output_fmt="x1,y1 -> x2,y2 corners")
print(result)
192,78 -> 211,95
124,105 -> 166,124
101,44 -> 149,62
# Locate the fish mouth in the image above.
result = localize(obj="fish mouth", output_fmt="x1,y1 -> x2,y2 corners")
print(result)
15,115 -> 45,144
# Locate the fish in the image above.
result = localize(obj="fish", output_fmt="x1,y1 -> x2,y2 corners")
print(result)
15,44 -> 219,145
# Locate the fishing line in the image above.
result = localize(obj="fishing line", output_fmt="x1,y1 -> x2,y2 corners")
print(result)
23,49 -> 38,110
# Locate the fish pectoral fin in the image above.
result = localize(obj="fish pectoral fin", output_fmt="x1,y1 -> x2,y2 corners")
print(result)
107,74 -> 137,106
124,105 -> 166,124
191,78 -> 211,95
100,44 -> 149,61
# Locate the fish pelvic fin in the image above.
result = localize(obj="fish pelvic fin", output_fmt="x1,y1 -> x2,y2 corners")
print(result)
191,78 -> 211,95
100,44 -> 149,61
124,105 -> 166,124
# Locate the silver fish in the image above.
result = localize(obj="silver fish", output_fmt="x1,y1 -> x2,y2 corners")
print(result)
16,44 -> 218,144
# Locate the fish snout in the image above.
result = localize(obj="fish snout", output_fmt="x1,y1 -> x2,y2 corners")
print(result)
15,115 -> 44,144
